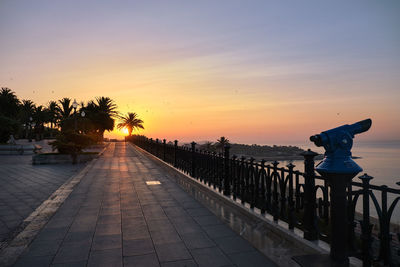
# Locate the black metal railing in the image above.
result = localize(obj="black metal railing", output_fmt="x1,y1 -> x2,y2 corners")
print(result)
129,135 -> 400,266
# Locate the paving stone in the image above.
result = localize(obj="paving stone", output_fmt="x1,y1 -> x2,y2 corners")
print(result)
35,227 -> 69,241
122,225 -> 151,240
154,241 -> 192,262
51,261 -> 87,267
122,216 -> 147,230
213,235 -> 255,254
150,229 -> 182,245
95,223 -> 121,236
161,259 -> 198,267
92,233 -> 122,250
173,221 -> 203,235
147,218 -> 175,232
88,248 -> 122,267
181,232 -> 215,249
229,251 -> 278,267
192,215 -> 223,226
53,242 -> 91,264
190,247 -> 233,267
63,230 -> 93,244
124,252 -> 160,267
22,239 -> 62,256
202,224 -> 236,239
123,238 -> 155,256
186,208 -> 213,217
14,255 -> 53,267
97,214 -> 121,225
182,201 -> 202,209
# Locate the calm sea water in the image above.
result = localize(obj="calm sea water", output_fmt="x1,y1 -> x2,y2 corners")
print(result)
277,141 -> 400,223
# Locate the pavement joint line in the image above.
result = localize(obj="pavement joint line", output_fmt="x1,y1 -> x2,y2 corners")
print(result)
0,144 -> 108,267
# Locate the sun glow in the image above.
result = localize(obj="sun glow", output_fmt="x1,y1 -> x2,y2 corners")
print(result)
121,127 -> 129,135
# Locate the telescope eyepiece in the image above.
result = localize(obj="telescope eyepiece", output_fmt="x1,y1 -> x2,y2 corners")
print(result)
310,134 -> 323,147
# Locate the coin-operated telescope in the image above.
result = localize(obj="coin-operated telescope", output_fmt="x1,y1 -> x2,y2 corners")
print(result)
309,118 -> 372,266
310,119 -> 371,174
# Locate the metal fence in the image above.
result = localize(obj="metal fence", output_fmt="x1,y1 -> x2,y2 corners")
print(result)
129,135 -> 400,266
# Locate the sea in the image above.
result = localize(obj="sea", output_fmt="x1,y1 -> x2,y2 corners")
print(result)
276,141 -> 400,224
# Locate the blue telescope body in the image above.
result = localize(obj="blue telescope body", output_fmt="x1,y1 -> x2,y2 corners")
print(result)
310,119 -> 372,174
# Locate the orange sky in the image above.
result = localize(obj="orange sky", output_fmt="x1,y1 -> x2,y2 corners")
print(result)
1,1 -> 399,145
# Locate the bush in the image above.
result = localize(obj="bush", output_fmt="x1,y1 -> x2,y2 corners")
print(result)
49,131 -> 96,154
0,115 -> 19,143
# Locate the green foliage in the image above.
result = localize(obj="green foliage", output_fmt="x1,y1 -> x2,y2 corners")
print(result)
49,131 -> 95,154
0,115 -> 19,143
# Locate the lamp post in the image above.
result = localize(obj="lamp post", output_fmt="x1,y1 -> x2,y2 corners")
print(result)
81,110 -> 85,133
28,116 -> 33,142
72,99 -> 78,132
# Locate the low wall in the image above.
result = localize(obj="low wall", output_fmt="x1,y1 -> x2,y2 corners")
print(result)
0,144 -> 37,155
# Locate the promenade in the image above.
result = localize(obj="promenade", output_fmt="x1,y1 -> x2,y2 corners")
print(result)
12,142 -> 277,267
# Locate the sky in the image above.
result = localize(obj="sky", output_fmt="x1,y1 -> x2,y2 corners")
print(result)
1,0 -> 399,145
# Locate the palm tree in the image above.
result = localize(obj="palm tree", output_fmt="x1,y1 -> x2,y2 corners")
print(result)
57,98 -> 74,131
0,87 -> 20,118
201,141 -> 216,152
84,97 -> 118,140
95,97 -> 118,117
20,100 -> 36,138
57,98 -> 73,120
215,136 -> 230,152
47,101 -> 58,137
117,112 -> 144,136
33,105 -> 49,140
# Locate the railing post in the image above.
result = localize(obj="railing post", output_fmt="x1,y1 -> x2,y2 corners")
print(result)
379,185 -> 391,265
163,139 -> 166,161
174,140 -> 178,167
287,163 -> 296,230
191,142 -> 196,177
150,138 -> 153,154
272,161 -> 279,221
301,149 -> 319,241
359,173 -> 373,267
223,144 -> 231,196
156,138 -> 159,157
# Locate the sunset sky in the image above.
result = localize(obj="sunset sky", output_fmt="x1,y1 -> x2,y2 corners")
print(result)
1,1 -> 399,144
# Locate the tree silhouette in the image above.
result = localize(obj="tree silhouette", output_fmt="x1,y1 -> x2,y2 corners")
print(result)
19,100 -> 36,138
57,98 -> 72,119
32,105 -> 49,140
84,97 -> 118,140
0,88 -> 20,142
0,87 -> 20,118
215,136 -> 230,152
117,112 -> 144,136
46,101 -> 58,137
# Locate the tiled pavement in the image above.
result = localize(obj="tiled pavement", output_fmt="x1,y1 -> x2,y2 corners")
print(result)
14,142 -> 277,267
0,153 -> 84,245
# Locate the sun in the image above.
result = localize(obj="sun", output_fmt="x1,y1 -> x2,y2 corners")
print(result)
121,127 -> 129,135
